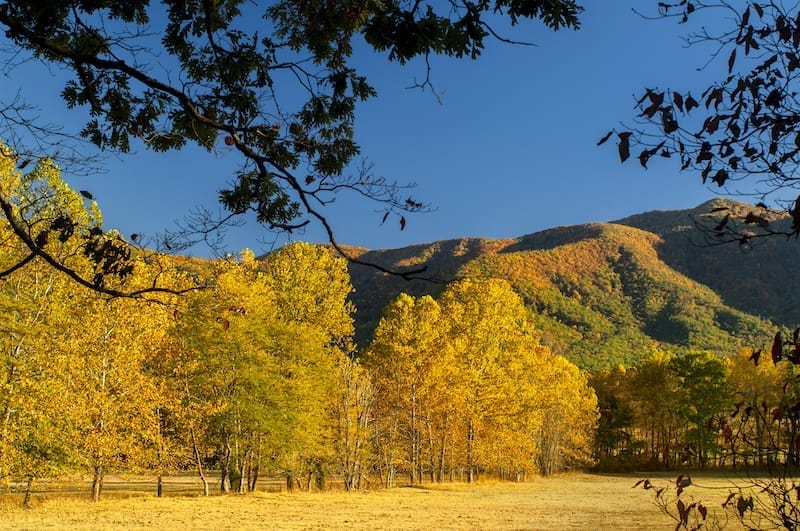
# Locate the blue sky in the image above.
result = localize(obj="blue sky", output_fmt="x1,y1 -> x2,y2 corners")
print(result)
1,2 -> 733,256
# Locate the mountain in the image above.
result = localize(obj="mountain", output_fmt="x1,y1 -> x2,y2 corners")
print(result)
616,198 -> 800,328
347,201 -> 780,370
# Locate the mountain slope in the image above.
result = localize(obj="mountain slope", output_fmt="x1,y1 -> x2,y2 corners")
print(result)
347,210 -> 775,370
616,198 -> 800,328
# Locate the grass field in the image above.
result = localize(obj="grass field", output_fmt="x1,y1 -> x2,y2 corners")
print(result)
0,472 -> 754,529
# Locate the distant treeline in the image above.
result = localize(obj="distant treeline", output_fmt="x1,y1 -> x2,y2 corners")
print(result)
592,347 -> 800,471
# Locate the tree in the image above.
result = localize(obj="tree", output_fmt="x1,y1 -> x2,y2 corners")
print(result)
608,2 -> 800,247
0,1 -> 583,286
365,293 -> 446,486
175,249 -> 349,493
668,350 -> 730,468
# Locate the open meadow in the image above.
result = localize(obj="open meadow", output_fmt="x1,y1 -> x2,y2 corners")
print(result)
0,472 -> 761,530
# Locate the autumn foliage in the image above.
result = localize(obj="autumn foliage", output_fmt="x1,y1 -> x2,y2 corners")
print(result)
0,149 -> 601,499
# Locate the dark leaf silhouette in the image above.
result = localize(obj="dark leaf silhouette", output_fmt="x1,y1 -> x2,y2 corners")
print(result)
714,214 -> 730,233
749,349 -> 762,366
743,212 -> 769,227
673,92 -> 684,112
597,130 -> 614,146
711,169 -> 729,186
399,216 -> 406,231
677,499 -> 689,527
723,492 -> 736,508
618,132 -> 632,162
728,48 -> 737,73
772,331 -> 783,364
80,190 -> 94,200
765,88 -> 782,107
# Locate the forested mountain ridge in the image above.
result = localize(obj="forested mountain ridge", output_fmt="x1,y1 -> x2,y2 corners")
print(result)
616,198 -> 800,328
346,201 -> 780,370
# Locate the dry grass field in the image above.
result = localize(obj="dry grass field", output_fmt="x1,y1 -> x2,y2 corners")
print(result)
0,472 -> 755,530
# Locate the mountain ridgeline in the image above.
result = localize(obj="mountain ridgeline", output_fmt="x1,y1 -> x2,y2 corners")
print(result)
346,199 -> 793,370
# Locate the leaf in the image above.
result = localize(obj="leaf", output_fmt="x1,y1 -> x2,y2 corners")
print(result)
673,92 -> 684,112
80,190 -> 94,200
728,48 -> 737,73
661,110 -> 678,134
597,130 -> 614,146
399,216 -> 406,231
639,149 -> 652,169
772,331 -> 783,364
743,212 -> 769,227
711,169 -> 729,187
677,499 -> 688,525
713,214 -> 730,233
381,211 -> 390,224
618,132 -> 632,163
723,492 -> 736,508
749,349 -> 762,366
685,93 -> 699,112
698,504 -> 707,520
765,88 -> 782,107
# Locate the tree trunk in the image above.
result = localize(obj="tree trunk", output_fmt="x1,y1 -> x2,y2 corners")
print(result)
220,442 -> 232,493
466,420 -> 475,484
236,452 -> 247,494
190,428 -> 209,496
157,473 -> 163,497
91,464 -> 104,502
248,463 -> 259,492
22,475 -> 34,509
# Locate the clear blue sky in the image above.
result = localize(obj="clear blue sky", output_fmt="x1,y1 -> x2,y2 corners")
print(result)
1,2 -> 731,256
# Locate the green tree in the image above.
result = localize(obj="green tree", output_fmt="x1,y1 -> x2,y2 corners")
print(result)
590,366 -> 635,464
177,249 -> 346,493
625,349 -> 682,467
668,350 -> 731,468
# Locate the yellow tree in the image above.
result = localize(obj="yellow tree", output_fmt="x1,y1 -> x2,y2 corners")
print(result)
366,293 -> 446,486
178,250 -> 340,493
624,349 -> 683,467
0,258 -> 79,505
528,355 -> 598,476
438,278 -> 541,482
261,242 -> 355,348
261,243 -> 357,488
331,356 -> 374,491
726,348 -> 785,468
62,290 -> 173,501
0,147 -> 165,503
